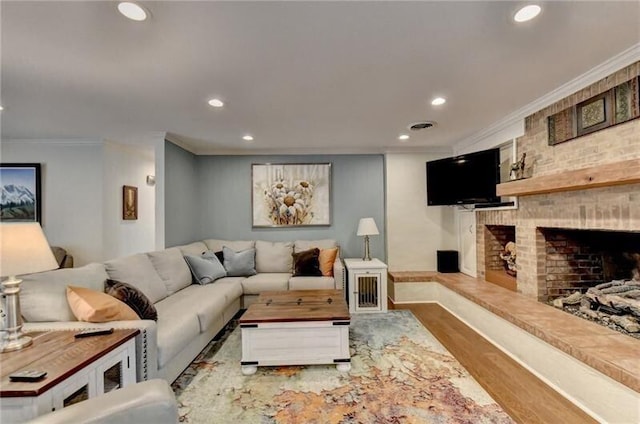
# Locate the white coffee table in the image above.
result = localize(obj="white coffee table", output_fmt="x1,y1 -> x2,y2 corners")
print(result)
239,289 -> 351,375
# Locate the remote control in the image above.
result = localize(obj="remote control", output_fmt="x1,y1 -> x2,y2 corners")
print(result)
74,328 -> 114,338
9,370 -> 47,382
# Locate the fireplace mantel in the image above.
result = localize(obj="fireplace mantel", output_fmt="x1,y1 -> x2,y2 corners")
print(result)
496,158 -> 640,197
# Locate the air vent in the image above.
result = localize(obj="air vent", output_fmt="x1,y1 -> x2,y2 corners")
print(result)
409,121 -> 436,131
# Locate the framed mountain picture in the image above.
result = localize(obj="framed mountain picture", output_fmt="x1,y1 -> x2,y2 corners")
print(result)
0,163 -> 42,222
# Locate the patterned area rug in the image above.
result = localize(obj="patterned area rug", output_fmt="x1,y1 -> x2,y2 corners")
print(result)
172,310 -> 514,423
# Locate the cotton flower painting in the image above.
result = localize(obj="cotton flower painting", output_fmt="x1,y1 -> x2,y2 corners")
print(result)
252,163 -> 331,227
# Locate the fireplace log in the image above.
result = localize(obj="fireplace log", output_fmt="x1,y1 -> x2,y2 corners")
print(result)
610,315 -> 640,333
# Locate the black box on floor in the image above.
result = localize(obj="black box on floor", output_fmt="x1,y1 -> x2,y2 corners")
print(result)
437,250 -> 459,273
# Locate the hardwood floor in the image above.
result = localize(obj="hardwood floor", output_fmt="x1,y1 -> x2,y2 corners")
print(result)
392,302 -> 598,424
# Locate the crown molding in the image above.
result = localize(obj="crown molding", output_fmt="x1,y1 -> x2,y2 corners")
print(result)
0,138 -> 103,146
454,42 -> 640,153
164,134 -> 199,154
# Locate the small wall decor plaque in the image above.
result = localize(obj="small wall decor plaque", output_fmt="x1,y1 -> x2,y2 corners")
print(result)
122,185 -> 138,220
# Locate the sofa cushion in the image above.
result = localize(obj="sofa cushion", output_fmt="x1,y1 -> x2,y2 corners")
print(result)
292,248 -> 322,277
255,240 -> 294,273
146,248 -> 192,294
184,253 -> 226,284
66,286 -> 139,322
154,297 -> 201,369
241,273 -> 290,295
319,247 -> 339,277
176,241 -> 208,256
288,276 -> 336,290
21,263 -> 108,322
105,279 -> 158,321
167,283 -> 240,332
222,246 -> 257,277
105,254 -> 168,304
294,239 -> 337,252
203,239 -> 255,253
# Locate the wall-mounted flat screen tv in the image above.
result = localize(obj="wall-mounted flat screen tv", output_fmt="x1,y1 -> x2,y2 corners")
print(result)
426,148 -> 501,206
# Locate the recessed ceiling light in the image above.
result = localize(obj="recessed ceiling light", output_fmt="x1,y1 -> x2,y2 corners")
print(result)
398,134 -> 410,141
514,4 -> 541,22
0,106 -> 3,111
208,98 -> 224,108
243,135 -> 254,141
117,2 -> 148,22
431,97 -> 446,106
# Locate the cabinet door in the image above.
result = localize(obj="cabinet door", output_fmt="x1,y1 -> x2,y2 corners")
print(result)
353,272 -> 382,312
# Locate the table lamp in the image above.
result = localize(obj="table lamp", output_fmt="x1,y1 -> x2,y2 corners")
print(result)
356,217 -> 379,261
0,222 -> 58,352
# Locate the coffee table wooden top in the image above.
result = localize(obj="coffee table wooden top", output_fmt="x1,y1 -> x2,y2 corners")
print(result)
240,289 -> 350,323
0,329 -> 139,397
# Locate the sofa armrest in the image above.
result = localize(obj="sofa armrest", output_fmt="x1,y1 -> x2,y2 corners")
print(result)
23,319 -> 158,381
26,379 -> 178,424
333,257 -> 345,290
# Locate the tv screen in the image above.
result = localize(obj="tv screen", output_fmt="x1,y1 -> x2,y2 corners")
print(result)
426,148 -> 501,206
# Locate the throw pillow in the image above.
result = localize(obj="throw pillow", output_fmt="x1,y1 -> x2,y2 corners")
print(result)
292,248 -> 322,277
319,247 -> 339,277
66,285 -> 139,323
184,252 -> 227,284
222,246 -> 257,277
105,279 -> 158,321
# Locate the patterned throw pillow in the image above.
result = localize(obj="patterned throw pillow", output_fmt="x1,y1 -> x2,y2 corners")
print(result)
105,279 -> 158,321
292,248 -> 322,277
66,285 -> 139,322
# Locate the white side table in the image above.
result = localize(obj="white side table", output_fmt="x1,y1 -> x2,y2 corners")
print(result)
343,258 -> 388,313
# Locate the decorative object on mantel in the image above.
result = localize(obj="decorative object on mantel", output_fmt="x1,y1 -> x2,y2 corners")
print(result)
509,153 -> 526,180
122,185 -> 138,220
548,76 -> 639,145
499,241 -> 517,277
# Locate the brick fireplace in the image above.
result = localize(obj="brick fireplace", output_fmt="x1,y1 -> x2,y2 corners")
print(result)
476,61 -> 640,301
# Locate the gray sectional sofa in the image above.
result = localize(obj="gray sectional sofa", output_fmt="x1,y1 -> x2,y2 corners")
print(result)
20,239 -> 344,383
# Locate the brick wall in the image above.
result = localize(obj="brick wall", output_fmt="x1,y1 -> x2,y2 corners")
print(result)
484,225 -> 516,271
477,61 -> 640,300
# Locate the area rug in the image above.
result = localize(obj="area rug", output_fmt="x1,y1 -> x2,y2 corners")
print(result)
172,310 -> 514,423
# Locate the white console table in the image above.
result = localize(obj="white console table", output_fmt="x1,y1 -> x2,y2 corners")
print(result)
344,258 -> 388,313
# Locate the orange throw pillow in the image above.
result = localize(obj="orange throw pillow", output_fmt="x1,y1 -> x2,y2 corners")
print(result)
319,248 -> 339,277
66,286 -> 139,322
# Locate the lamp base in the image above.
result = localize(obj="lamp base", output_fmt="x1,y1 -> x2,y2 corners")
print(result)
362,235 -> 372,261
1,334 -> 33,352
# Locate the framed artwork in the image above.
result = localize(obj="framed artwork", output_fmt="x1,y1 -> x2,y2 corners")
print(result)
576,91 -> 612,136
0,163 -> 42,222
252,163 -> 331,227
122,185 -> 138,220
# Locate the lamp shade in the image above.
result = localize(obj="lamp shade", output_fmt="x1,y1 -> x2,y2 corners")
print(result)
356,217 -> 379,236
0,223 -> 58,277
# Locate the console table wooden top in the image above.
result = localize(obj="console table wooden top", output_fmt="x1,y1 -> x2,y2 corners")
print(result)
0,329 -> 139,397
240,289 -> 350,323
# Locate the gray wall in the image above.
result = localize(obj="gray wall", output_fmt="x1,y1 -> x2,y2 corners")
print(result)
180,154 -> 385,260
165,141 -> 201,246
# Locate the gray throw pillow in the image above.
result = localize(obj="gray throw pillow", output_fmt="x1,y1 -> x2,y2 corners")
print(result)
223,246 -> 257,277
184,253 -> 227,285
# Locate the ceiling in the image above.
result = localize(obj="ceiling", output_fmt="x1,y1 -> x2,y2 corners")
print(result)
1,1 -> 639,154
